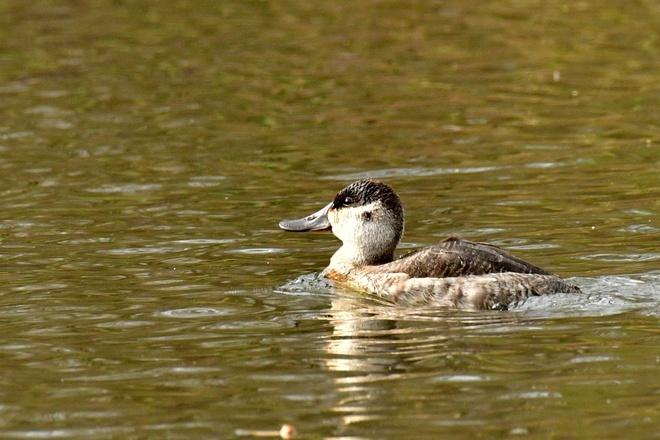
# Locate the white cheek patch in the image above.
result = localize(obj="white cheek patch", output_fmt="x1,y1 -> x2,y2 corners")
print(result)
353,201 -> 380,219
352,201 -> 387,238
331,201 -> 382,240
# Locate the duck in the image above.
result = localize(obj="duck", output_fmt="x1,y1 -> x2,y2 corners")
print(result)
279,179 -> 581,310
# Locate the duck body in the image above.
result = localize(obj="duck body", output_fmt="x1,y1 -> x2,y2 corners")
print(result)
280,179 -> 581,310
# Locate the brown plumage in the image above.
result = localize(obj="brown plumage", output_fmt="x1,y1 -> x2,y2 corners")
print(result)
373,236 -> 554,278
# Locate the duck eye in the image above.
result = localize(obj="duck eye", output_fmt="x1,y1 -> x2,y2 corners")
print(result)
333,194 -> 356,209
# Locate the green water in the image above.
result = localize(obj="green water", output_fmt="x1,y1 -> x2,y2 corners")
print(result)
0,0 -> 658,438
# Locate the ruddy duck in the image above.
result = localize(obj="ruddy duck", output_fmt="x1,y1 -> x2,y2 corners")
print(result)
280,179 -> 581,310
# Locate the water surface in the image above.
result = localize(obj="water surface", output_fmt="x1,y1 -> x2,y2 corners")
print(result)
0,0 -> 658,438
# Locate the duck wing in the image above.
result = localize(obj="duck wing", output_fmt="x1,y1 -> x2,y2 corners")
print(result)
379,236 -> 554,278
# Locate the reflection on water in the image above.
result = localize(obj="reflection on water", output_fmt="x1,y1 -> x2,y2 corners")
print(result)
0,0 -> 658,438
312,277 -> 660,437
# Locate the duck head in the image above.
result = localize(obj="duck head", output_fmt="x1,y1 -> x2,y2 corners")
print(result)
280,179 -> 405,267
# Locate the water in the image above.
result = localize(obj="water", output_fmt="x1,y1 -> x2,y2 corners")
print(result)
0,0 -> 658,438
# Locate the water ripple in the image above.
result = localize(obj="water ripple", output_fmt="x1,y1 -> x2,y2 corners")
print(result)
430,374 -> 490,383
499,391 -> 563,400
98,247 -> 181,255
570,355 -> 617,364
155,307 -> 237,318
86,184 -> 162,194
188,175 -> 226,188
579,253 -> 660,262
617,224 -> 658,234
173,238 -> 238,245
11,283 -> 68,292
322,166 -> 508,180
227,247 -> 286,254
1,426 -> 135,438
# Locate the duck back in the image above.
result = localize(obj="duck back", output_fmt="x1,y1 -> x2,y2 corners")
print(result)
377,237 -> 554,278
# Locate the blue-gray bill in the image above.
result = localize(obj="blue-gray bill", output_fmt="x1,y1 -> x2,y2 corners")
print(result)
279,202 -> 332,232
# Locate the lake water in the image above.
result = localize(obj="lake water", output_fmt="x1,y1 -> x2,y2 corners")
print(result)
0,1 -> 658,438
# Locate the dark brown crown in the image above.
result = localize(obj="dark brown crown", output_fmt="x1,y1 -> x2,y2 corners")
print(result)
332,179 -> 403,223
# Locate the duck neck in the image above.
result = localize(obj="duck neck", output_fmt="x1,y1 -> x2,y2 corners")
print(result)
327,242 -> 395,274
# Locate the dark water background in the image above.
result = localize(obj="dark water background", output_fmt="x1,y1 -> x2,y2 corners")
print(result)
0,1 -> 658,438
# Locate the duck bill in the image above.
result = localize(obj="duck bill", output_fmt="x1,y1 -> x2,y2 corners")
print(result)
279,203 -> 332,232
